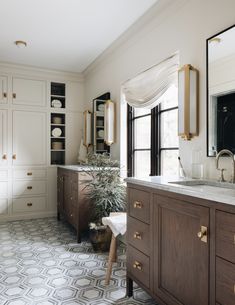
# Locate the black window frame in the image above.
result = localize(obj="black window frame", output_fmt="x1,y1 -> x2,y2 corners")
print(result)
127,103 -> 178,177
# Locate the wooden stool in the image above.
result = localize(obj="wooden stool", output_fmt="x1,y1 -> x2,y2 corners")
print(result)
105,234 -> 117,285
102,213 -> 126,285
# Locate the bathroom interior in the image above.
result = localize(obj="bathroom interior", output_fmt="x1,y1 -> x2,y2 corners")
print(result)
0,0 -> 235,305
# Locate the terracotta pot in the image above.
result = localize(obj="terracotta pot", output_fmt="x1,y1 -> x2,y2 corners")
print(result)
89,226 -> 112,252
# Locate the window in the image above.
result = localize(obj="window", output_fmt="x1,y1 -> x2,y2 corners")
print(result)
127,85 -> 178,177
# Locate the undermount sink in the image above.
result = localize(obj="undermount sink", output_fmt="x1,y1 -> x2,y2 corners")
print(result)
169,179 -> 235,196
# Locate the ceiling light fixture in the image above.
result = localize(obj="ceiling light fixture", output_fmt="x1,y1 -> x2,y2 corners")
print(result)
14,40 -> 27,48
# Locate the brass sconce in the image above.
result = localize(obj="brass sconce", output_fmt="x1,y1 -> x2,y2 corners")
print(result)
83,110 -> 92,148
178,64 -> 199,140
104,100 -> 115,146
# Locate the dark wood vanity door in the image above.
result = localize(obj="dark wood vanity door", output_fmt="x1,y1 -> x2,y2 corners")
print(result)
153,194 -> 210,305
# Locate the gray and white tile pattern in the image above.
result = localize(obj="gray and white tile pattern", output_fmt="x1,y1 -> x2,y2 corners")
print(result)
0,218 -> 157,305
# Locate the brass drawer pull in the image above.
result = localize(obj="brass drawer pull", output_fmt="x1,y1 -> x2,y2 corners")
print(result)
3,92 -> 7,98
13,93 -> 16,99
133,201 -> 142,209
27,172 -> 32,176
27,203 -> 33,207
197,225 -> 208,243
12,154 -> 16,160
2,154 -> 7,160
27,186 -> 33,190
133,261 -> 142,270
133,232 -> 142,240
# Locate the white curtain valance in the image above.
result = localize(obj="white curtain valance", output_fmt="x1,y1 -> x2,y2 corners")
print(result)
122,53 -> 179,109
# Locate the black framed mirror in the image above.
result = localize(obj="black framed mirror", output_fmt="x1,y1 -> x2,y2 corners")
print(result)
207,24 -> 235,156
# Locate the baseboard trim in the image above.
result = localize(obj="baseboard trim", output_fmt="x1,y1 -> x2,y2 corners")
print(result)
0,211 -> 57,222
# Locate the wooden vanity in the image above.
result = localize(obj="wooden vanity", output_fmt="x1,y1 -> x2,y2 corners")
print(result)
126,179 -> 235,305
57,167 -> 91,242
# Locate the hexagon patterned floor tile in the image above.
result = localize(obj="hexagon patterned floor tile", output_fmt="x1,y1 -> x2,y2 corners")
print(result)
0,218 -> 157,305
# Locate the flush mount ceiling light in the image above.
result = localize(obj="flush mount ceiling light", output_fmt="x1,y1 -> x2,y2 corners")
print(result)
14,40 -> 27,48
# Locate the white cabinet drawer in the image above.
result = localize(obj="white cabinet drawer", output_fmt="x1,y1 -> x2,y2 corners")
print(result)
13,180 -> 46,197
13,197 -> 46,213
13,169 -> 47,180
0,199 -> 8,214
0,182 -> 7,197
0,170 -> 8,181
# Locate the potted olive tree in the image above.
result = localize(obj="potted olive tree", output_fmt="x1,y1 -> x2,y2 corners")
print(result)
84,153 -> 126,252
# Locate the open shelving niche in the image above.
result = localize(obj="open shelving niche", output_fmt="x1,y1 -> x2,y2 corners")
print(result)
92,92 -> 111,154
50,82 -> 66,165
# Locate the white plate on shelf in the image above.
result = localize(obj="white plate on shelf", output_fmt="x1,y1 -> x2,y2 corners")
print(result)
97,130 -> 104,138
51,99 -> 62,108
98,104 -> 105,111
51,128 -> 62,137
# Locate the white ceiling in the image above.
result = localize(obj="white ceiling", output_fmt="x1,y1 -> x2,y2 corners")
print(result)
0,0 -> 158,73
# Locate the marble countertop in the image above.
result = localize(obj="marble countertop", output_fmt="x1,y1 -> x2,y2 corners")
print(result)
125,176 -> 235,207
58,165 -> 119,172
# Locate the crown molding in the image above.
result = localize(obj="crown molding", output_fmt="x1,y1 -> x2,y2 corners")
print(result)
0,61 -> 84,82
83,0 -> 187,77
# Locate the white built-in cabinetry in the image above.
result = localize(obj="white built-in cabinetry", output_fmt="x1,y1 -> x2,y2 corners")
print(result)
0,64 -> 84,221
12,77 -> 46,107
0,110 -> 7,166
0,76 -> 8,104
12,111 -> 47,166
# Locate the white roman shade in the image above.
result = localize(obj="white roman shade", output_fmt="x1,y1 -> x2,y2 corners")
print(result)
122,53 -> 179,109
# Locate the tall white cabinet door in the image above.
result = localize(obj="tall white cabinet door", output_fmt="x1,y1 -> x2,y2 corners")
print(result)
0,110 -> 8,166
0,76 -> 8,104
12,77 -> 46,107
12,111 -> 46,166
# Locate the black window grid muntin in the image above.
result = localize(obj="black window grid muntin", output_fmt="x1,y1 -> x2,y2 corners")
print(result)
127,102 -> 179,177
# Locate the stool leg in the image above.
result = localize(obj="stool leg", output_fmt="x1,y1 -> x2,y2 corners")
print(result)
105,234 -> 116,285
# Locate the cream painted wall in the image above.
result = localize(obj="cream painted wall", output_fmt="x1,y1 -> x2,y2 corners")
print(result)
84,0 -> 235,180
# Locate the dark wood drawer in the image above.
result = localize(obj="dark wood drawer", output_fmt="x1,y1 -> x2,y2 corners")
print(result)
216,210 -> 235,263
129,188 -> 150,224
127,245 -> 150,289
216,257 -> 235,305
127,216 -> 150,256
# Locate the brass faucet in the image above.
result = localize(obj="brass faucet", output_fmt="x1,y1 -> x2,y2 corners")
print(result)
216,149 -> 235,183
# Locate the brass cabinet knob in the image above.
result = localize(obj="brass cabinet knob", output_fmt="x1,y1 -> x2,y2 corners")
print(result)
27,203 -> 33,207
2,154 -> 7,160
27,172 -> 32,176
3,92 -> 7,98
70,197 -> 73,200
133,201 -> 142,209
27,186 -> 33,190
12,93 -> 16,98
133,261 -> 142,270
70,214 -> 73,217
133,232 -> 142,240
12,154 -> 16,160
197,226 -> 208,243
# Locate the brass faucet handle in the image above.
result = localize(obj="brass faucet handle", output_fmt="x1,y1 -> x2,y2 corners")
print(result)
218,168 -> 226,182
